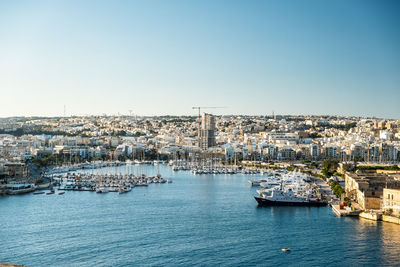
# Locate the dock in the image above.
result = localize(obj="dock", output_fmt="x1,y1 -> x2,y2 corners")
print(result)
359,210 -> 382,221
331,205 -> 362,217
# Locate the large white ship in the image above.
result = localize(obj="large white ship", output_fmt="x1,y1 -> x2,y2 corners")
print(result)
254,171 -> 327,207
255,187 -> 327,206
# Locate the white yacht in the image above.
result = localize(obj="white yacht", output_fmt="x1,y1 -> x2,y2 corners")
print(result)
7,184 -> 36,195
248,178 -> 269,187
96,187 -> 109,193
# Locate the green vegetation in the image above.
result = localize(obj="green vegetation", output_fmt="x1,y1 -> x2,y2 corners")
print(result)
165,118 -> 195,123
111,130 -> 127,137
310,161 -> 318,168
333,171 -> 343,177
0,127 -> 74,137
133,131 -> 146,137
286,166 -> 295,172
357,165 -> 400,171
299,169 -> 313,176
32,155 -> 58,167
384,208 -> 393,216
321,159 -> 339,178
344,197 -> 351,207
308,132 -> 322,138
330,122 -> 357,131
31,153 -> 91,167
330,181 -> 345,198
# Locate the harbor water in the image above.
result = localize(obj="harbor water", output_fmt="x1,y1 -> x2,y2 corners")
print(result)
1,165 -> 400,266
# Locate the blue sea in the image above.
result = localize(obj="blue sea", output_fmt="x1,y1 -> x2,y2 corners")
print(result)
1,165 -> 399,266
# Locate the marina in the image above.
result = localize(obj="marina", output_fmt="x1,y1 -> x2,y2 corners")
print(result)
1,161 -> 170,196
50,160 -> 167,174
1,164 -> 400,266
51,160 -> 170,194
53,173 -> 169,193
169,159 -> 263,175
1,0 -> 399,265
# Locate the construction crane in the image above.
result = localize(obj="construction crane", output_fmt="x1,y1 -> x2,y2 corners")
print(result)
192,106 -> 226,148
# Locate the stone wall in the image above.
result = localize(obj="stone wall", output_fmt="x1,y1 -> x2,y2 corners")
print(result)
382,215 -> 400,225
365,197 -> 381,210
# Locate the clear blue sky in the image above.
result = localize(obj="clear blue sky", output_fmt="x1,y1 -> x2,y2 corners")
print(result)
0,0 -> 399,118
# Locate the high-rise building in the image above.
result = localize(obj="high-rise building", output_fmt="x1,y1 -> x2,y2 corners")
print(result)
200,113 -> 215,150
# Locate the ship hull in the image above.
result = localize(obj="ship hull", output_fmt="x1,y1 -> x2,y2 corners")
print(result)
254,196 -> 327,207
7,187 -> 36,195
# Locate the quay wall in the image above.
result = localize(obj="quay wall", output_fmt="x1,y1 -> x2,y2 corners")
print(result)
382,215 -> 400,225
359,211 -> 382,221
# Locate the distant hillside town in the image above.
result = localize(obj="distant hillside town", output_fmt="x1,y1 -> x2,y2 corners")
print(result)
2,114 -> 400,222
1,114 -> 399,169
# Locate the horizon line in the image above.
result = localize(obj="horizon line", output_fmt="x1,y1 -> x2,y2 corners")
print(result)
0,114 -> 397,120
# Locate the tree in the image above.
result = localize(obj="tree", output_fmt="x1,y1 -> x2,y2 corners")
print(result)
309,132 -> 321,139
322,159 -> 339,178
310,161 -> 317,168
330,181 -> 345,198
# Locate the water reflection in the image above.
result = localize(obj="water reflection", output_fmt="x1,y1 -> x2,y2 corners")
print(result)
381,221 -> 400,265
2,164 -> 400,266
341,217 -> 400,266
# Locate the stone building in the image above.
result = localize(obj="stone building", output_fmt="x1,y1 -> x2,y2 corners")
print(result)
345,172 -> 400,210
382,188 -> 400,217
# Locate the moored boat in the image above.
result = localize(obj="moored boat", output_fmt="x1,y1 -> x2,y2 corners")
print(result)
255,187 -> 327,207
96,187 -> 109,193
6,184 -> 36,195
248,179 -> 268,187
255,195 -> 327,206
135,182 -> 148,187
